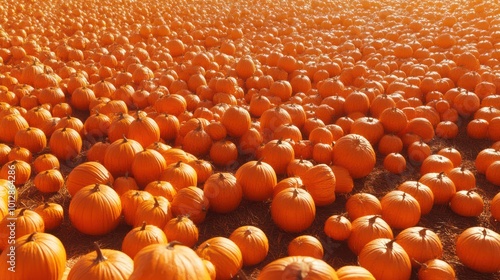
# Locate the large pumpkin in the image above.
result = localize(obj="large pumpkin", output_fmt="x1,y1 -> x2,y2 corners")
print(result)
0,232 -> 66,280
163,215 -> 199,248
229,225 -> 269,267
347,215 -> 394,255
69,184 -> 122,235
129,242 -> 211,280
171,186 -> 209,224
332,134 -> 376,178
380,190 -> 421,229
358,238 -> 411,280
203,172 -> 242,214
455,227 -> 500,273
0,208 -> 45,251
395,227 -> 443,267
68,243 -> 134,280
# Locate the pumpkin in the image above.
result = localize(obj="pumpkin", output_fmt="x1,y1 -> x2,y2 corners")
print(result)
336,265 -> 375,280
418,172 -> 456,205
160,161 -> 198,191
104,136 -> 143,178
144,180 -> 176,201
437,147 -> 462,167
68,243 -> 134,280
33,169 -> 64,193
299,163 -> 336,206
383,153 -> 407,174
129,242 -> 211,280
131,149 -> 167,188
163,215 -> 199,248
449,190 -> 484,217
0,208 -> 45,251
121,190 -> 154,226
66,161 -> 114,197
126,116 -> 160,148
345,193 -> 382,220
286,158 -> 314,177
260,139 -> 295,175
329,165 -> 354,193
221,105 -> 251,137
324,215 -> 352,241
358,238 -> 411,280
229,225 -> 269,266
0,144 -> 11,166
0,113 -> 29,144
7,146 -> 32,163
273,177 -> 304,197
332,134 -> 376,179
397,181 -> 434,215
34,202 -> 64,231
171,186 -> 209,224
381,190 -> 421,229
456,227 -> 500,273
112,173 -> 139,197
0,232 -> 66,280
347,215 -> 394,255
288,235 -> 324,259
182,123 -> 213,157
235,160 -> 277,202
14,127 -> 47,154
418,259 -> 456,280
33,153 -> 60,174
69,184 -> 122,235
445,166 -> 476,191
196,237 -> 243,280
475,148 -> 500,174
486,160 -> 500,186
420,154 -> 454,175
134,196 -> 172,228
122,221 -> 168,258
257,256 -> 339,280
186,159 -> 213,185
395,227 -> 443,267
0,160 -> 31,187
203,172 -> 242,214
271,187 -> 316,233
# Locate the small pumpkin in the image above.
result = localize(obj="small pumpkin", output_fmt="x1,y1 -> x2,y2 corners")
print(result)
163,215 -> 199,248
449,190 -> 484,217
257,256 -> 339,280
203,172 -> 242,214
171,186 -> 209,224
347,215 -> 394,255
336,265 -> 375,280
395,227 -> 443,267
418,259 -> 456,280
324,215 -> 352,241
34,202 -> 64,231
235,160 -> 277,202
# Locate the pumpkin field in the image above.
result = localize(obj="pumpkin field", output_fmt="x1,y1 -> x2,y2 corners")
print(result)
1,0 -> 500,279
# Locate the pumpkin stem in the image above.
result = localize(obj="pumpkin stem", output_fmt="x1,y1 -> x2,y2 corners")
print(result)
175,161 -> 182,167
92,184 -> 101,192
419,228 -> 428,237
19,208 -> 27,216
140,221 -> 147,231
218,172 -> 225,180
27,232 -> 37,242
482,228 -> 488,237
93,242 -> 108,263
154,197 -> 160,207
386,239 -> 396,250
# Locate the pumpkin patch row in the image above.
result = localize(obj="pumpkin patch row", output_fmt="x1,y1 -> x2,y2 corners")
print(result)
1,0 -> 500,278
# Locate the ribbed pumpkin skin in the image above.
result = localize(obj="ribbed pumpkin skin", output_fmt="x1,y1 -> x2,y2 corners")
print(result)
347,215 -> 394,255
300,163 -> 336,206
69,184 -> 122,235
130,242 -> 211,280
122,222 -> 168,259
68,245 -> 133,280
336,265 -> 375,280
0,232 -> 66,280
271,188 -> 316,233
203,172 -> 242,214
456,227 -> 500,273
395,227 -> 443,267
229,225 -> 269,266
66,161 -> 114,197
418,259 -> 456,280
358,238 -> 412,280
196,237 -> 243,280
257,256 -> 339,280
235,160 -> 277,202
332,134 -> 376,179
